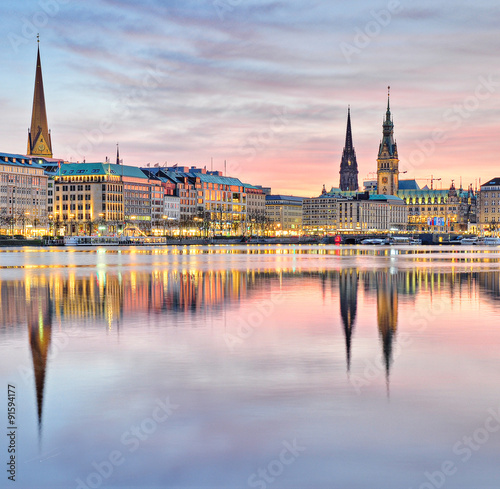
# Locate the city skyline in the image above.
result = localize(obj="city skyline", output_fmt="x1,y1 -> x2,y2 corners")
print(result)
1,1 -> 500,196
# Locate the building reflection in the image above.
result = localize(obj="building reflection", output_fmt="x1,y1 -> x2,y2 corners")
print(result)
2,266 -> 500,433
376,271 -> 398,397
339,269 -> 358,372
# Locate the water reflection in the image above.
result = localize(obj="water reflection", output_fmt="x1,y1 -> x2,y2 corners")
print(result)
377,272 -> 398,396
2,267 -> 500,444
339,270 -> 357,372
26,278 -> 52,441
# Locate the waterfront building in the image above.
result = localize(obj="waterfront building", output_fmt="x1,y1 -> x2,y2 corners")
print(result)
302,195 -> 339,234
377,88 -> 400,195
336,194 -> 406,232
478,177 -> 500,234
398,180 -> 475,232
163,194 -> 181,221
243,183 -> 266,217
339,107 -> 359,191
144,166 -> 251,235
265,195 -> 303,235
53,162 -> 159,235
27,43 -> 53,158
0,152 -> 48,236
303,190 -> 407,234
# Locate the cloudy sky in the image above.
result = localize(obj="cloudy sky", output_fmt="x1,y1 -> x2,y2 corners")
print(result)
1,0 -> 499,195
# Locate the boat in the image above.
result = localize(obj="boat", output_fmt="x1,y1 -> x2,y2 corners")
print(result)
391,236 -> 421,245
63,235 -> 169,246
460,237 -> 479,245
64,235 -> 133,246
477,237 -> 500,246
361,238 -> 386,245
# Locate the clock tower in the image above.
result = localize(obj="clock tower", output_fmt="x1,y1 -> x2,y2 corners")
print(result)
27,39 -> 53,158
377,87 -> 398,195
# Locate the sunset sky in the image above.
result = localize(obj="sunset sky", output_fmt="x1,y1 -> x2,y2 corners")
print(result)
1,0 -> 499,195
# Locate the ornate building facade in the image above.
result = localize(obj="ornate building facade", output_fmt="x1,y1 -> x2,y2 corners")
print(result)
377,88 -> 399,196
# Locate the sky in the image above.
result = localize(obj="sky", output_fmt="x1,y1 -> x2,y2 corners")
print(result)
1,0 -> 500,196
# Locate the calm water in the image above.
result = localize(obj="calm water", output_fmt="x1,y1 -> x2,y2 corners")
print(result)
1,245 -> 500,489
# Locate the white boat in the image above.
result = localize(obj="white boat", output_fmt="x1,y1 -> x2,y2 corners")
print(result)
478,237 -> 500,246
361,238 -> 386,245
64,235 -> 135,246
460,237 -> 478,245
389,237 -> 421,245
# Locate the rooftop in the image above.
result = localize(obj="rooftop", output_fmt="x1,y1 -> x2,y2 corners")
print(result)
57,163 -> 148,179
481,177 -> 500,187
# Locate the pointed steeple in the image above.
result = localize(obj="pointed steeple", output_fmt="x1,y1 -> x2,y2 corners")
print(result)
379,86 -> 397,158
339,106 -> 359,191
116,143 -> 120,165
340,269 -> 358,372
28,38 -> 52,158
345,106 -> 353,151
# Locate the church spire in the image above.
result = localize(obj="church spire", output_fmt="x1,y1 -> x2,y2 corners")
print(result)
345,106 -> 353,151
27,38 -> 52,158
339,106 -> 359,191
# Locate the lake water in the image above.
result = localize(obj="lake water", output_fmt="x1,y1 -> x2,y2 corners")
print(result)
1,245 -> 500,489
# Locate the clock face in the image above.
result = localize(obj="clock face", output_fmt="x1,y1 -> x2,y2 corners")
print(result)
38,144 -> 45,152
382,177 -> 388,184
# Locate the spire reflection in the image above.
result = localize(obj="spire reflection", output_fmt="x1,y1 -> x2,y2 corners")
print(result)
376,271 -> 398,397
339,269 -> 358,372
26,277 -> 52,442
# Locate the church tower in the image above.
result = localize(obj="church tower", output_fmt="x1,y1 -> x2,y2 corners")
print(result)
27,39 -> 53,158
339,107 -> 359,191
377,87 -> 399,195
